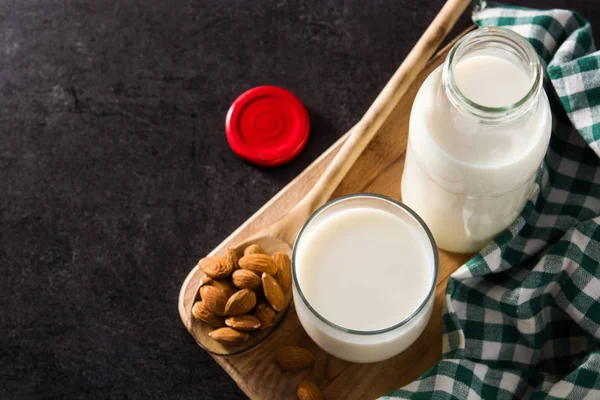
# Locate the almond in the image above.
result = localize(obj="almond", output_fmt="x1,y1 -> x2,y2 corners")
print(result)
243,244 -> 266,256
239,254 -> 278,276
225,315 -> 261,331
207,278 -> 237,297
273,251 -> 292,293
262,272 -> 285,311
223,247 -> 239,271
198,256 -> 232,279
254,302 -> 276,330
275,346 -> 315,371
209,327 -> 249,344
231,269 -> 262,289
297,380 -> 324,400
199,276 -> 213,287
224,289 -> 257,316
192,301 -> 225,328
199,285 -> 228,316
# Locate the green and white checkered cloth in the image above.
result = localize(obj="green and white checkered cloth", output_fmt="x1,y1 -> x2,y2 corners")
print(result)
383,3 -> 600,399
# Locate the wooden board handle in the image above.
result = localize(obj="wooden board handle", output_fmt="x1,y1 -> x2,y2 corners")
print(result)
270,0 -> 471,242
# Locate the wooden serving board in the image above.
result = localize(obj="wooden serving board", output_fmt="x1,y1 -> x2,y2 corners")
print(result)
180,27 -> 475,400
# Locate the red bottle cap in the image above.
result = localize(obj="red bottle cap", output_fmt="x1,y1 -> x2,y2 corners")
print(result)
225,86 -> 310,167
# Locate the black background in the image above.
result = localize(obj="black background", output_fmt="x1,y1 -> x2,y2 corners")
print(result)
1,1 -> 598,399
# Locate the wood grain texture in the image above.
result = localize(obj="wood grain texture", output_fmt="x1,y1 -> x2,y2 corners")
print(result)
179,26 -> 475,400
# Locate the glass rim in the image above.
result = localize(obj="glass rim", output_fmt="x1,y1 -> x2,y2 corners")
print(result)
444,26 -> 543,120
291,193 -> 439,336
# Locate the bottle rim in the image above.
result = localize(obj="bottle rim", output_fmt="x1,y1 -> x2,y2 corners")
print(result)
442,27 -> 543,123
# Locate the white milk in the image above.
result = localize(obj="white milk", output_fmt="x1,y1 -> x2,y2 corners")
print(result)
293,196 -> 436,363
402,43 -> 551,253
296,208 -> 432,331
453,55 -> 531,107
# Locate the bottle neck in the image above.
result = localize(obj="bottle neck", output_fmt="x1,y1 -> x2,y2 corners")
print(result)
441,27 -> 543,124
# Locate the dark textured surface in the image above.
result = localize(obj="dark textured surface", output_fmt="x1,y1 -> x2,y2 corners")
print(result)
1,1 -> 598,399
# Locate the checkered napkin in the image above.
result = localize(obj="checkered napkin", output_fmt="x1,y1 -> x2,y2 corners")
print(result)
383,3 -> 600,399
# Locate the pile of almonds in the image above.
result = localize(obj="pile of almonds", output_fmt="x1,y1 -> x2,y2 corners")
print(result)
193,245 -> 324,399
192,244 -> 292,345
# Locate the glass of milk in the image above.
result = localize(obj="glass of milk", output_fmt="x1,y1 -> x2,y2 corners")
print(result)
402,27 -> 552,253
292,194 -> 438,363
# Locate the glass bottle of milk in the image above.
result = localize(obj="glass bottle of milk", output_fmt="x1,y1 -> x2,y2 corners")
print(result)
401,27 -> 551,253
